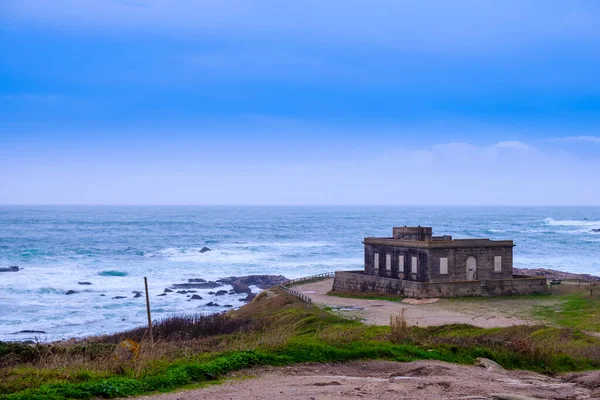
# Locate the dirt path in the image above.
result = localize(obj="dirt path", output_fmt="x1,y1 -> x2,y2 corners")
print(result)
138,360 -> 600,399
293,278 -> 549,328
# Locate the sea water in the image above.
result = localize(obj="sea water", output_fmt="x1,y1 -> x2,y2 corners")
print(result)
1,206 -> 599,341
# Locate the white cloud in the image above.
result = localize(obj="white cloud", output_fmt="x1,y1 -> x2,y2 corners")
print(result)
493,140 -> 530,150
2,136 -> 597,205
544,136 -> 600,144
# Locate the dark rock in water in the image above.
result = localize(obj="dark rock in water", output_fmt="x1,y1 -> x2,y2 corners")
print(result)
65,290 -> 78,295
199,246 -> 211,253
133,293 -> 142,298
208,291 -> 215,295
215,290 -> 228,296
188,278 -> 207,283
591,228 -> 600,233
113,296 -> 126,299
238,299 -> 247,302
187,290 -> 197,293
205,302 -> 220,307
0,266 -> 19,273
78,282 -> 92,285
100,294 -> 106,297
164,288 -> 173,293
157,293 -> 167,297
132,290 -> 143,294
231,280 -> 251,294
171,281 -> 221,289
15,330 -> 46,334
224,304 -> 233,308
190,294 -> 203,300
176,290 -> 187,294
217,275 -> 288,289
244,293 -> 257,302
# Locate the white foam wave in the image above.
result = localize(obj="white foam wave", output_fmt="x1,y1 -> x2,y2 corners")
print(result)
544,217 -> 600,227
145,246 -> 266,264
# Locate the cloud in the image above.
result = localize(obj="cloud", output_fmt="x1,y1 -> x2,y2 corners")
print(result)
544,136 -> 600,144
1,135 -> 598,205
493,141 -> 530,150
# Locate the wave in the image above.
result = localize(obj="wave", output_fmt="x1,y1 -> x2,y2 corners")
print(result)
544,217 -> 600,228
145,246 -> 266,264
98,270 -> 129,277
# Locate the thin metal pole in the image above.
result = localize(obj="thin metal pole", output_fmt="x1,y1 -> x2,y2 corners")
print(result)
144,277 -> 154,344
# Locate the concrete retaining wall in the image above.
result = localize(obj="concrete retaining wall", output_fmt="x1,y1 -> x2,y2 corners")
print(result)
332,271 -> 549,298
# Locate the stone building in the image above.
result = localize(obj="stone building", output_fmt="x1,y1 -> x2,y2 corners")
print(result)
332,226 -> 548,298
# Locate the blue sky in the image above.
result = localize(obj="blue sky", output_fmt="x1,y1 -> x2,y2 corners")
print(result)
1,0 -> 599,205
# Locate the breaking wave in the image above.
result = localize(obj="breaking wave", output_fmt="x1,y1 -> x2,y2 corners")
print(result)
544,218 -> 600,227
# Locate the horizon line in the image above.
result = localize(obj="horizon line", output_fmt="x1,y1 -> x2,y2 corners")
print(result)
0,204 -> 599,207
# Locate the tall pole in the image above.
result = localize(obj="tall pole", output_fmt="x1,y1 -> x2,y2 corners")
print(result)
144,277 -> 154,344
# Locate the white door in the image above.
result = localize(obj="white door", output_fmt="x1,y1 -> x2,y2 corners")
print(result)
466,256 -> 477,280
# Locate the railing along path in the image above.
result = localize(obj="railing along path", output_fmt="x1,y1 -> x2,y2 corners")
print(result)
279,272 -> 335,304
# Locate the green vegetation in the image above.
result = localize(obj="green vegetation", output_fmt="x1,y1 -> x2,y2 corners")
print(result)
534,293 -> 600,332
2,289 -> 600,399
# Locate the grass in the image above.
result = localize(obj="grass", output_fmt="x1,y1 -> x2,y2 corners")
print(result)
2,288 -> 600,399
534,293 -> 600,332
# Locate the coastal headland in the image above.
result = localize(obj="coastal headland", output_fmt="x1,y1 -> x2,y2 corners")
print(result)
2,268 -> 600,399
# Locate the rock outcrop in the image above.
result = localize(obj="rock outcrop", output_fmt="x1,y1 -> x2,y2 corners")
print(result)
171,281 -> 221,289
0,266 -> 19,273
217,275 -> 288,289
513,267 -> 600,282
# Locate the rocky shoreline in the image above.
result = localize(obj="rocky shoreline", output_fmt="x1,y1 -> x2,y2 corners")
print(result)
515,267 -> 600,282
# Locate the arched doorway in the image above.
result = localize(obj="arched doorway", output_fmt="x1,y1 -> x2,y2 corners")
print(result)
466,256 -> 477,280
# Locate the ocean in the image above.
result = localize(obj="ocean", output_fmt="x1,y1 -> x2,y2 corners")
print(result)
1,206 -> 599,342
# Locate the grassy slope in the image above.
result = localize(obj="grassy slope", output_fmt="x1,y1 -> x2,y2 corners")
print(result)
534,293 -> 600,332
2,288 -> 600,400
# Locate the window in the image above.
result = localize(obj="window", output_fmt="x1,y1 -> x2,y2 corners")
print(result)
440,257 -> 448,275
386,254 -> 391,271
411,256 -> 418,274
494,256 -> 502,273
398,255 -> 404,271
374,253 -> 379,273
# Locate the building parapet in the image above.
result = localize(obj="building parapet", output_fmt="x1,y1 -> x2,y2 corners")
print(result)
364,237 -> 514,248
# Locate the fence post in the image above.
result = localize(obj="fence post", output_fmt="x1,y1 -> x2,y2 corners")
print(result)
144,277 -> 154,345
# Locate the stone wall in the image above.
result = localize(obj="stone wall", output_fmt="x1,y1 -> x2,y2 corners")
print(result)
332,271 -> 404,295
365,242 -> 514,283
332,271 -> 549,298
427,246 -> 513,282
364,243 -> 429,282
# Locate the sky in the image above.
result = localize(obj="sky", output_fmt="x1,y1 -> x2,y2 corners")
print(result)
1,0 -> 599,205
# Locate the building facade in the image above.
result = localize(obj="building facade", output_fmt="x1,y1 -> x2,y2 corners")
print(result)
332,226 -> 548,297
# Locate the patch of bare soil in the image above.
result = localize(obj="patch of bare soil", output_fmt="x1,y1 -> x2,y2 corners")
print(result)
293,279 -> 553,328
137,360 -> 600,400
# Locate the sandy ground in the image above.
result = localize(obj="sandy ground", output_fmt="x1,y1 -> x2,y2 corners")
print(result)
138,360 -> 600,400
292,278 -> 553,328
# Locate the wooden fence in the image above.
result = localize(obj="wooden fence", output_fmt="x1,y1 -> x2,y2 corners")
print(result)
280,272 -> 335,304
